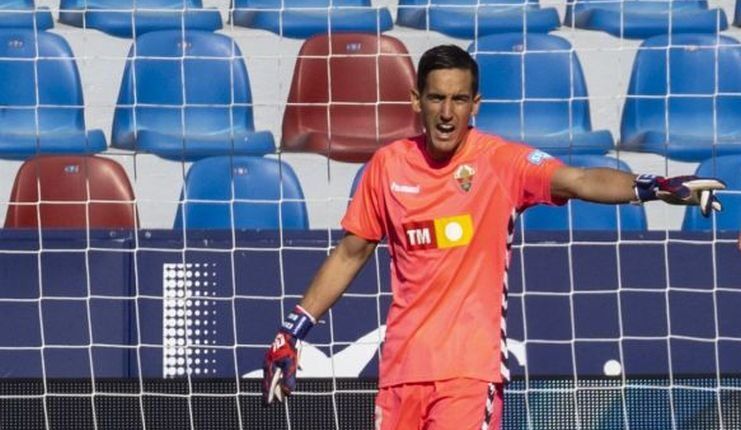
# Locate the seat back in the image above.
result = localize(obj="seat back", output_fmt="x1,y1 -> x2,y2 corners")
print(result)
522,155 -> 647,230
282,33 -> 421,161
472,34 -> 593,140
4,155 -> 137,229
400,0 -> 539,6
569,0 -> 708,5
349,163 -> 367,199
235,0 -> 371,9
60,0 -> 205,10
0,0 -> 38,9
0,29 -> 86,135
174,156 -> 309,229
112,31 -> 256,147
621,34 -> 741,148
682,156 -> 741,231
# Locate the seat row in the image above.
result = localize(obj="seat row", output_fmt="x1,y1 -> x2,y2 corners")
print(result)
0,29 -> 738,163
3,0 -> 741,39
4,154 -> 739,231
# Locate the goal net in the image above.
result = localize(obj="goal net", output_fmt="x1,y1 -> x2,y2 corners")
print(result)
0,0 -> 739,428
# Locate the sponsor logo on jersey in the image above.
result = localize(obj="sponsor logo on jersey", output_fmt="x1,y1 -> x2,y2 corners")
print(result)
527,150 -> 552,166
453,164 -> 476,192
402,214 -> 474,250
390,181 -> 420,194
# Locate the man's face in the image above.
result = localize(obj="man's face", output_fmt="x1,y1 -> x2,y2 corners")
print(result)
411,68 -> 480,161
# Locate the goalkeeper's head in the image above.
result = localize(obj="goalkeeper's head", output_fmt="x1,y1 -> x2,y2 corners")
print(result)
416,45 -> 479,96
412,45 -> 481,161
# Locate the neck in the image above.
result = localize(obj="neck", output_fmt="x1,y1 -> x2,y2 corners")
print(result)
425,128 -> 471,161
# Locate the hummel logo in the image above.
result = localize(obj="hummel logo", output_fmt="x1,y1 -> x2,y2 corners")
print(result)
391,182 -> 420,194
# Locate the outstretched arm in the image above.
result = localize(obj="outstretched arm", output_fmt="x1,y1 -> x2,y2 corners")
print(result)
550,166 -> 725,216
551,166 -> 637,204
262,233 -> 377,405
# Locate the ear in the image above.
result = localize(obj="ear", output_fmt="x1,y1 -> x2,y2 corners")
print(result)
410,88 -> 422,113
471,93 -> 481,116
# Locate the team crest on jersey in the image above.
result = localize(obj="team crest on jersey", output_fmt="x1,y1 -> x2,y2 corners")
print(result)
454,164 -> 476,192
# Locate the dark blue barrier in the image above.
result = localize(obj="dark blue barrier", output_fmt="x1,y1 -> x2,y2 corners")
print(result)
0,229 -> 739,380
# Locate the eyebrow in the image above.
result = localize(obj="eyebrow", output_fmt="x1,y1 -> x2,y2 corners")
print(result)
425,91 -> 472,99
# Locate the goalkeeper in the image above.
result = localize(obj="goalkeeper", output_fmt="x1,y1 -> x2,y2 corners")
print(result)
262,45 -> 724,429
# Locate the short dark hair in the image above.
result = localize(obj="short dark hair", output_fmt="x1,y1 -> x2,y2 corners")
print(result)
416,45 -> 479,95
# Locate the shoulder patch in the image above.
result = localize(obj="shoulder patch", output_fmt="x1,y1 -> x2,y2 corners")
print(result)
527,149 -> 552,166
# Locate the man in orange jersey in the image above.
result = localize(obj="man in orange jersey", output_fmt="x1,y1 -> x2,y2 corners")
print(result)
262,45 -> 725,429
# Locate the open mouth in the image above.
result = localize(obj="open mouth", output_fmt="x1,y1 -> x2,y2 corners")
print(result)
435,123 -> 455,138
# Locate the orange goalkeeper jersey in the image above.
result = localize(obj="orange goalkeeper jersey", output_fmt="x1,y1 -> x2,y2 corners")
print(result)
341,128 -> 565,387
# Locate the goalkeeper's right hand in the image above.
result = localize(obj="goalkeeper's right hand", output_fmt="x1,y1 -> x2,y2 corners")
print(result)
262,306 -> 316,406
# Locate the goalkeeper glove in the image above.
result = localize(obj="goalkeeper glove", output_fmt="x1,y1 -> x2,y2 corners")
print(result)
633,174 -> 726,217
262,305 -> 316,406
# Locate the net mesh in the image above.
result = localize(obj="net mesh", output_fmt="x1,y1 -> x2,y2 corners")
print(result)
0,0 -> 738,428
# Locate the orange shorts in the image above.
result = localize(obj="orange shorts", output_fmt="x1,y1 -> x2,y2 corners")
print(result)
374,379 -> 504,430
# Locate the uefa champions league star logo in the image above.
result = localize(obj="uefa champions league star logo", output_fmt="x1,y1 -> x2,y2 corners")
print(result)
454,164 -> 476,192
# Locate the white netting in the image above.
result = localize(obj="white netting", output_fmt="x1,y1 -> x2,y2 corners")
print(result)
0,0 -> 738,428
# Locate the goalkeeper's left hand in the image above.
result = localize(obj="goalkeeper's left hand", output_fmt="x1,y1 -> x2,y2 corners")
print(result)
634,174 -> 726,217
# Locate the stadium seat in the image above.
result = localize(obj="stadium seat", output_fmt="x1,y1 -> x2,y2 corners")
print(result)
736,0 -> 741,27
4,155 -> 137,229
111,30 -> 275,161
58,0 -> 222,38
349,163 -> 366,198
396,0 -> 560,39
471,34 -> 614,156
682,156 -> 740,231
521,155 -> 647,230
231,0 -> 392,39
282,33 -> 422,163
564,0 -> 728,39
0,0 -> 53,30
619,34 -> 741,162
0,30 -> 106,159
173,156 -> 309,229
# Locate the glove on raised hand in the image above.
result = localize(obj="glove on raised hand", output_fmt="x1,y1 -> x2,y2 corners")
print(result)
634,174 -> 725,217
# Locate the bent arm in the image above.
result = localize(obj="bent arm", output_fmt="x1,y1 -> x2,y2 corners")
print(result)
299,233 -> 378,319
551,166 -> 637,204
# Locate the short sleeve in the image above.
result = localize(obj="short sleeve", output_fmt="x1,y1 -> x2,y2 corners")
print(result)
497,145 -> 567,211
341,153 -> 386,241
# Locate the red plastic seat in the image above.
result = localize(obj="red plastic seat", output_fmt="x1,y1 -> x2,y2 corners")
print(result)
4,155 -> 137,229
282,33 -> 422,162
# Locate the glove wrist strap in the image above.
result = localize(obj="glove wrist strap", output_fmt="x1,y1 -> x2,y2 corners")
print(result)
633,174 -> 663,203
280,305 -> 316,340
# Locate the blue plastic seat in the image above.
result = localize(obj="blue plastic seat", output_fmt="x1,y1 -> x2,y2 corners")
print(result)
619,34 -> 741,162
231,0 -> 392,39
59,0 -> 221,38
564,0 -> 727,39
173,156 -> 309,230
111,31 -> 275,161
522,155 -> 647,230
736,0 -> 741,27
349,163 -> 366,199
682,156 -> 740,231
0,0 -> 53,30
397,0 -> 560,39
0,30 -> 106,159
471,34 -> 613,156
